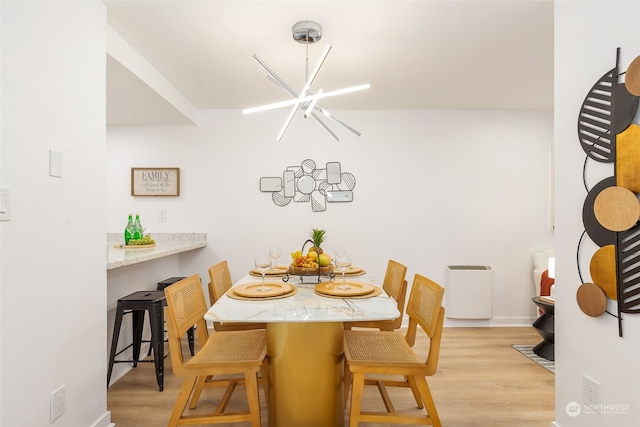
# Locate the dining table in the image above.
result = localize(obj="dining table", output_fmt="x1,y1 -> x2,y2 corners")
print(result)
204,267 -> 400,427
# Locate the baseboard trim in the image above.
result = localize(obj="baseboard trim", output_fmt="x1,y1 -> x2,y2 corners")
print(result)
91,410 -> 112,427
400,316 -> 536,328
443,317 -> 536,328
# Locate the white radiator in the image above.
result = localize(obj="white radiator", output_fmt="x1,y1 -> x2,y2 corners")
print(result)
445,265 -> 493,319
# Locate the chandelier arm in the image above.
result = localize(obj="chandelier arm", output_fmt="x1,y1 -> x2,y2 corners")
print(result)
315,106 -> 362,137
304,89 -> 322,118
253,55 -> 298,98
276,105 -> 300,141
299,44 -> 331,98
310,111 -> 339,141
266,75 -> 298,99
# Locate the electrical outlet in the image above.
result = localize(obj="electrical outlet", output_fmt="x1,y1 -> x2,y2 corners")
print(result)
583,376 -> 601,409
158,210 -> 167,223
50,385 -> 66,422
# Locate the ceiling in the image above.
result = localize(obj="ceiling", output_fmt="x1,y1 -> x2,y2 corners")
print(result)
104,0 -> 554,126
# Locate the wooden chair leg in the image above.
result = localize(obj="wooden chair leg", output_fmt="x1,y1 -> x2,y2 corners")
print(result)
244,370 -> 261,427
375,380 -> 395,413
406,375 -> 424,408
260,359 -> 269,404
343,360 -> 352,406
414,376 -> 441,427
349,372 -> 366,427
168,376 -> 197,427
216,381 -> 237,414
189,375 -> 207,409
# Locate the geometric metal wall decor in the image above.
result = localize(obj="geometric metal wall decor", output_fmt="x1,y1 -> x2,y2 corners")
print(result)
577,48 -> 640,337
260,158 -> 356,212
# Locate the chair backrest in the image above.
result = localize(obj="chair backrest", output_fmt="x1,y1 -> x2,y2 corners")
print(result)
404,273 -> 445,376
164,274 -> 209,375
382,260 -> 408,328
208,260 -> 233,305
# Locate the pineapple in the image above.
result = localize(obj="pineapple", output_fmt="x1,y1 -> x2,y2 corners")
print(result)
309,228 -> 326,254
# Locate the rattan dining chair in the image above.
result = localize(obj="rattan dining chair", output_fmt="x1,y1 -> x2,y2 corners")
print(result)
208,260 -> 267,331
344,260 -> 408,331
343,273 -> 445,427
164,274 -> 267,427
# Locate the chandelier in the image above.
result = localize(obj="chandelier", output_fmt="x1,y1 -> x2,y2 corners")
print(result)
243,21 -> 370,141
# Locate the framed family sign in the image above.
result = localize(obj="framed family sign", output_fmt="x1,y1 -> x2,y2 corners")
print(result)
131,167 -> 180,197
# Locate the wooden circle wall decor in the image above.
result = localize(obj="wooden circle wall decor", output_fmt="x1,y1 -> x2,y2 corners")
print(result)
589,245 -> 617,300
625,55 -> 640,96
576,283 -> 607,317
593,186 -> 640,232
582,177 -> 617,247
577,49 -> 640,337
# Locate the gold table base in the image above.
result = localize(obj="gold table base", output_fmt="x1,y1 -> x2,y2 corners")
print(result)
266,322 -> 344,427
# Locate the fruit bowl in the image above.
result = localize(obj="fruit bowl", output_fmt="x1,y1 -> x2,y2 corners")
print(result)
288,265 -> 334,276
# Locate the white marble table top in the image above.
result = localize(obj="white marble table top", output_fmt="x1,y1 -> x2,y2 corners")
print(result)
204,273 -> 400,324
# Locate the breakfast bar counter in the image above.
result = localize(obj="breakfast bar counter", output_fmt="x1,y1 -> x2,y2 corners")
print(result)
107,233 -> 207,269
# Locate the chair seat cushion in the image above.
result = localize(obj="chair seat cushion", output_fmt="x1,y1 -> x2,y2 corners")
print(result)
344,330 -> 422,366
186,330 -> 266,368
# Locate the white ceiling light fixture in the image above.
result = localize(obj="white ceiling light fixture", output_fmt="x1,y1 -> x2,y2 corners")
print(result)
243,21 -> 370,141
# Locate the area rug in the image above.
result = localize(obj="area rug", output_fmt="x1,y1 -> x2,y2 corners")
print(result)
512,345 -> 554,374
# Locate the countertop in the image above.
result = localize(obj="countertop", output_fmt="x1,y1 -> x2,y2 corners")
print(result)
107,232 -> 206,269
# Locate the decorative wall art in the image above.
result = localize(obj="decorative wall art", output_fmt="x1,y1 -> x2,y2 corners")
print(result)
131,167 -> 180,197
259,159 -> 356,212
577,48 -> 640,336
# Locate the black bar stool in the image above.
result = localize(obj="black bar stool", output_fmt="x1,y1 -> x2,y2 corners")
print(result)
156,277 -> 195,356
107,291 -> 166,391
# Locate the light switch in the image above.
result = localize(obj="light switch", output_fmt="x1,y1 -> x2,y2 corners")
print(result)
0,188 -> 10,221
49,150 -> 62,178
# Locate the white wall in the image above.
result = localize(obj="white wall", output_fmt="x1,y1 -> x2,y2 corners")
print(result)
107,108 -> 554,326
555,1 -> 640,426
0,1 -> 110,426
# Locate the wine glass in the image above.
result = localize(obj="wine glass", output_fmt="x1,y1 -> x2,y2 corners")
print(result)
334,243 -> 346,260
139,218 -> 147,237
254,255 -> 272,291
335,253 -> 352,289
269,245 -> 281,270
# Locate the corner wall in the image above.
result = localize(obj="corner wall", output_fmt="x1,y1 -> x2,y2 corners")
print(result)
555,1 -> 640,426
0,2 -> 109,426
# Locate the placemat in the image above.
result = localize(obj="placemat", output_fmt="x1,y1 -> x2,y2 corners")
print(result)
233,282 -> 293,298
315,281 -> 375,297
337,267 -> 366,277
249,266 -> 289,277
313,286 -> 382,299
226,286 -> 298,301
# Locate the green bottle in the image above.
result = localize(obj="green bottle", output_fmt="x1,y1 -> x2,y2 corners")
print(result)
124,214 -> 134,245
133,214 -> 142,240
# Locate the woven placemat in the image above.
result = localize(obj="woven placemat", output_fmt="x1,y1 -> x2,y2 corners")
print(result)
226,286 -> 298,301
314,286 -> 382,299
249,266 -> 289,277
340,267 -> 367,277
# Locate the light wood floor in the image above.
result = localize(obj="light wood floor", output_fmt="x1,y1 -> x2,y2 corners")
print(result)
107,327 -> 554,426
